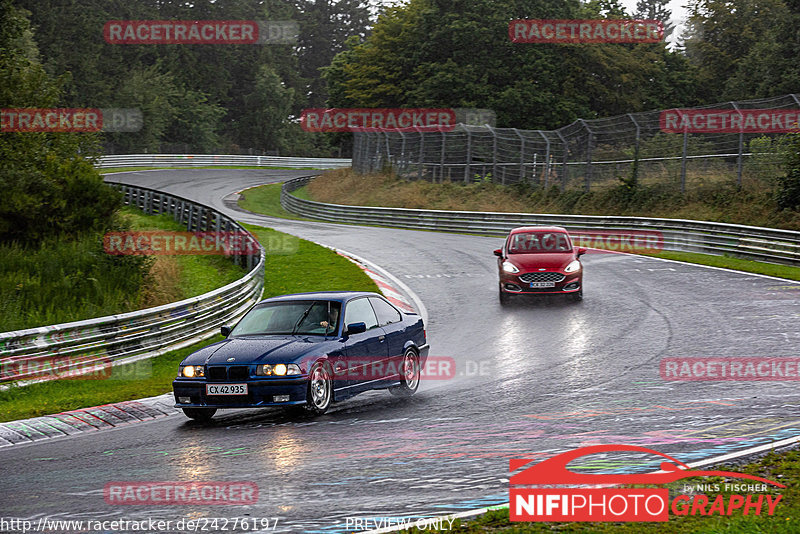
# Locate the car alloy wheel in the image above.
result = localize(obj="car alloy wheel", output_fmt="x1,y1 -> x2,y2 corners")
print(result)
306,361 -> 332,414
390,348 -> 420,397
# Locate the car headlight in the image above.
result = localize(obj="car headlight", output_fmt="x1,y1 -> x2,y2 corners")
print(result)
564,260 -> 581,273
180,365 -> 204,378
502,261 -> 519,273
256,363 -> 302,376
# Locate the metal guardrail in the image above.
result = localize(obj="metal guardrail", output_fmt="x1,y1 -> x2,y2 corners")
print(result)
0,183 -> 265,385
97,154 -> 351,169
281,176 -> 800,267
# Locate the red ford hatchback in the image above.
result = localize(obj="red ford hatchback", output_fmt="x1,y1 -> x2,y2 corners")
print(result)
494,226 -> 586,304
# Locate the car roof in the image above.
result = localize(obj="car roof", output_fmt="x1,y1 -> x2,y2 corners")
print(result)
509,226 -> 569,234
257,291 -> 381,305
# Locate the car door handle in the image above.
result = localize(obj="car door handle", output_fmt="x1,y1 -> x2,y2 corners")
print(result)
378,335 -> 385,341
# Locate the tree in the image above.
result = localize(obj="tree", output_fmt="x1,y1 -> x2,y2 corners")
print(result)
0,0 -> 120,243
681,0 -> 789,101
324,0 -> 701,129
634,0 -> 676,40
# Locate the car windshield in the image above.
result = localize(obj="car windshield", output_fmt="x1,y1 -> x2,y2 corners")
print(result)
508,232 -> 572,254
230,300 -> 341,336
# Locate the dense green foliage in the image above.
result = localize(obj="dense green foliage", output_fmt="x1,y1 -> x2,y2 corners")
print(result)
13,0 -> 372,155
777,133 -> 800,210
0,0 -> 121,243
0,206 -> 248,332
323,0 -> 701,130
683,0 -> 800,101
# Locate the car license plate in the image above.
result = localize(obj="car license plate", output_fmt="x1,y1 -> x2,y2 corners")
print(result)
206,384 -> 248,396
530,281 -> 555,288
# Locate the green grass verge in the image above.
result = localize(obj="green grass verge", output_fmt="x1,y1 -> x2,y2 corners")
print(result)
0,337 -> 223,422
238,183 -> 311,220
0,206 -> 245,333
422,450 -> 798,532
243,182 -> 800,284
0,225 -> 379,422
639,250 -> 800,281
121,205 -> 247,298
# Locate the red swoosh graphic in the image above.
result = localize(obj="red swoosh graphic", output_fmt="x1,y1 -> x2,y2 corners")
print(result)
510,444 -> 785,488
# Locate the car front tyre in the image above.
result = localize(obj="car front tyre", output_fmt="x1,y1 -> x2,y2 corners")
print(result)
182,407 -> 217,421
568,287 -> 583,302
305,361 -> 333,415
499,285 -> 510,306
390,348 -> 421,397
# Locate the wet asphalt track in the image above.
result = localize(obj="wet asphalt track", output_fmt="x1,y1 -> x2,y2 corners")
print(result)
1,168 -> 800,533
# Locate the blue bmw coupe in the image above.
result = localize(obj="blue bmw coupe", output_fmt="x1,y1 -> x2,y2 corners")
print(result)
173,291 -> 429,420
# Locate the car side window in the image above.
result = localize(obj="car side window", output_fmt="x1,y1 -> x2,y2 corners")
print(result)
369,297 -> 402,326
343,298 -> 379,331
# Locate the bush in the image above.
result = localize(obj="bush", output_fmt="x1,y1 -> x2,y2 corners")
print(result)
776,132 -> 800,211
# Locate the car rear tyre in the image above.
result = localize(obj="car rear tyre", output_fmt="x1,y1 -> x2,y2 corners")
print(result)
390,349 -> 420,397
182,407 -> 216,421
305,361 -> 333,414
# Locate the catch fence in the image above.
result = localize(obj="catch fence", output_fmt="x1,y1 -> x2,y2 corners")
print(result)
353,94 -> 800,192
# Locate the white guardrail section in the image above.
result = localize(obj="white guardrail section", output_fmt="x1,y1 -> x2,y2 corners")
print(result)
0,183 -> 266,385
281,175 -> 800,267
97,154 -> 352,169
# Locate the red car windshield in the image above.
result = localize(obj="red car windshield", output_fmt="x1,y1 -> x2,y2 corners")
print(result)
508,232 -> 572,254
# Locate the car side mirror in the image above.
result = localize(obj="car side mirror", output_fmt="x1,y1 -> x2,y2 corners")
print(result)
346,322 -> 367,335
220,325 -> 231,338
493,248 -> 503,257
576,247 -> 587,257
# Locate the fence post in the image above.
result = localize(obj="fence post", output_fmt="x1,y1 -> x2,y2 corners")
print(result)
731,101 -> 744,188
515,129 -> 526,183
486,125 -> 499,183
539,131 -> 551,189
464,128 -> 472,183
417,126 -> 425,180
399,131 -> 407,174
579,119 -> 593,192
627,113 -> 640,186
385,132 -> 392,172
680,110 -> 688,193
364,132 -> 372,172
440,128 -> 446,183
556,130 -> 568,191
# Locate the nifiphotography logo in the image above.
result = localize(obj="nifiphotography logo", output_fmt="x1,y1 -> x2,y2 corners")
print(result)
510,444 -> 784,522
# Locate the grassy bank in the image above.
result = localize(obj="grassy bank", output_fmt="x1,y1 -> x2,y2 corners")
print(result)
0,206 -> 245,332
0,224 -> 379,422
238,183 -> 309,220
422,449 -> 797,533
306,169 -> 800,232
239,177 -> 800,282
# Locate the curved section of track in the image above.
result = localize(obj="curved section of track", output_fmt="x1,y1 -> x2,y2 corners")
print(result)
1,168 -> 799,533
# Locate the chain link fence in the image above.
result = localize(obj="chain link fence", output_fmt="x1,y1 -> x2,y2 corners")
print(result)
353,94 -> 800,192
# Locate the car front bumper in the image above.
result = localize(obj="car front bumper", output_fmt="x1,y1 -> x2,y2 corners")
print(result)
172,377 -> 308,409
499,271 -> 582,294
